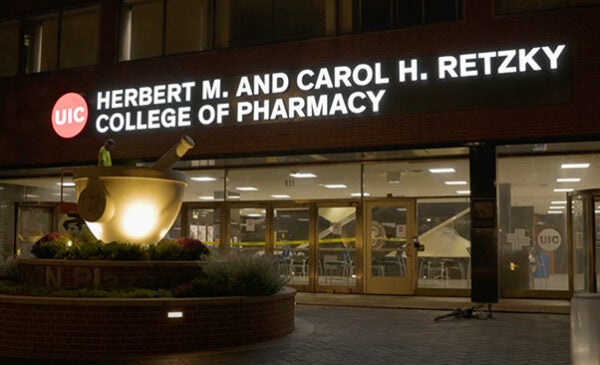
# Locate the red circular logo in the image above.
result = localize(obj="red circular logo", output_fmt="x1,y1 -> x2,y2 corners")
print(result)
51,92 -> 88,139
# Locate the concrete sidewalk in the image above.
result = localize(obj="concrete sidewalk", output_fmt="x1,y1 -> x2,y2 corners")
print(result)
0,298 -> 571,365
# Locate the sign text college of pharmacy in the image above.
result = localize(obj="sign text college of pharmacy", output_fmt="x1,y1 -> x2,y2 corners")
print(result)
52,44 -> 569,138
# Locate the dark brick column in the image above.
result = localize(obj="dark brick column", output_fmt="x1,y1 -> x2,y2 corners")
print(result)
469,143 -> 498,303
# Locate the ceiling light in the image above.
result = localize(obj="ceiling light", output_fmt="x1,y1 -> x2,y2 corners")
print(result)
198,195 -> 214,200
351,192 -> 370,197
547,210 -> 563,214
246,213 -> 262,217
551,200 -> 567,205
548,206 -> 565,210
553,188 -> 574,192
556,178 -> 580,182
289,172 -> 317,178
324,184 -> 347,189
271,194 -> 290,199
429,168 -> 455,174
561,163 -> 589,169
57,182 -> 76,187
456,190 -> 471,194
445,181 -> 467,185
236,186 -> 258,191
190,176 -> 217,182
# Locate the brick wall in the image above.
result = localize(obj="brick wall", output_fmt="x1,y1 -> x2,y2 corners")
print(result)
18,259 -> 202,289
0,2 -> 599,168
0,288 -> 296,360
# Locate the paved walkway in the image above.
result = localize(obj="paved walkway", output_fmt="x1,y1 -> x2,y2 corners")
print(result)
2,303 -> 571,365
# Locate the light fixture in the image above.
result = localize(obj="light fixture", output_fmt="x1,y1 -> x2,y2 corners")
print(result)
198,195 -> 214,200
445,181 -> 467,185
429,168 -> 455,174
56,182 -> 76,187
549,206 -> 565,210
456,190 -> 471,194
190,176 -> 217,182
561,163 -> 590,169
556,178 -> 581,182
167,311 -> 183,318
547,210 -> 563,215
289,172 -> 317,178
271,194 -> 290,199
246,213 -> 263,217
324,184 -> 347,189
551,200 -> 567,204
554,188 -> 574,192
236,186 -> 258,191
351,192 -> 370,197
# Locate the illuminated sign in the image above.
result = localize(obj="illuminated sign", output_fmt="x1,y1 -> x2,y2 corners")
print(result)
53,44 -> 569,136
51,92 -> 89,138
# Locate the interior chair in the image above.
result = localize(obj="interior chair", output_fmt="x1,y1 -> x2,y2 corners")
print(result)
323,250 -> 353,283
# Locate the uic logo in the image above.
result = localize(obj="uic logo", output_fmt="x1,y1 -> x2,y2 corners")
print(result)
52,92 -> 88,138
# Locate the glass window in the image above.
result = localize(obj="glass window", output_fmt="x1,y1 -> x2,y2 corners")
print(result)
274,207 -> 309,284
165,0 -> 213,55
363,158 -> 470,198
23,6 -> 99,73
417,198 -> 471,289
24,14 -> 59,73
0,20 -> 20,77
187,207 -> 220,248
60,6 -> 99,69
318,205 -> 357,287
229,206 -> 267,257
273,0 -> 328,42
229,0 -> 331,47
184,170 -> 226,202
358,0 -> 462,32
497,149 -> 600,292
120,0 -> 163,60
225,164 -> 361,201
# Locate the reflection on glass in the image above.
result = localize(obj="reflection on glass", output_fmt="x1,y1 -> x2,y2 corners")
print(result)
416,199 -> 471,289
229,207 -> 266,256
274,207 -> 309,284
369,206 -> 408,278
188,208 -> 220,248
571,196 -> 590,292
318,206 -> 356,287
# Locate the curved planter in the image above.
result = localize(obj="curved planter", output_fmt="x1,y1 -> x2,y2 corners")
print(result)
18,258 -> 202,289
0,287 -> 296,360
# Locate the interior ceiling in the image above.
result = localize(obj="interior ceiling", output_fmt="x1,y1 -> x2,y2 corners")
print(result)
1,146 -> 599,215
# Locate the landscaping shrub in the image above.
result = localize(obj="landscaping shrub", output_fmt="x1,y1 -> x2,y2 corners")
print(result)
183,253 -> 286,297
29,233 -> 209,261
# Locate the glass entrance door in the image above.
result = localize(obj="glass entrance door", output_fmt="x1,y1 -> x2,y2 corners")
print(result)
568,190 -> 599,293
365,200 -> 417,294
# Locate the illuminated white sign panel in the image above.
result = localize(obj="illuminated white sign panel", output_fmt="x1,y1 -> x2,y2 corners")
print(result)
88,44 -> 568,135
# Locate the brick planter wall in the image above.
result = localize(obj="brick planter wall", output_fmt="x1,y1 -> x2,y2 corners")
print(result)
0,287 -> 296,360
18,259 -> 203,289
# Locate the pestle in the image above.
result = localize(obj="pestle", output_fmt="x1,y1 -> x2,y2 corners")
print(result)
151,135 -> 196,170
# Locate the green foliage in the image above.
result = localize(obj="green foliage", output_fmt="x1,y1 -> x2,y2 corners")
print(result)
0,280 -> 172,298
183,253 -> 286,297
100,241 -> 149,261
30,233 -> 209,261
148,239 -> 187,260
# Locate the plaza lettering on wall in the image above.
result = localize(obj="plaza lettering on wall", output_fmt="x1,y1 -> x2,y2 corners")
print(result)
89,44 -> 568,135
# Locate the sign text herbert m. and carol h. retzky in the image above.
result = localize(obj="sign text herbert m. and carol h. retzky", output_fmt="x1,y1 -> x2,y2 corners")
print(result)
51,44 -> 569,138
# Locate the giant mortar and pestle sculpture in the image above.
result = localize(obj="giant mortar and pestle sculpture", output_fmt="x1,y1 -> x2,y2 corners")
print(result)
73,135 -> 195,245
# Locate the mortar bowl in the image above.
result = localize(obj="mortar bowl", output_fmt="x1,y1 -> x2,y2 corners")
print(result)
73,166 -> 187,245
